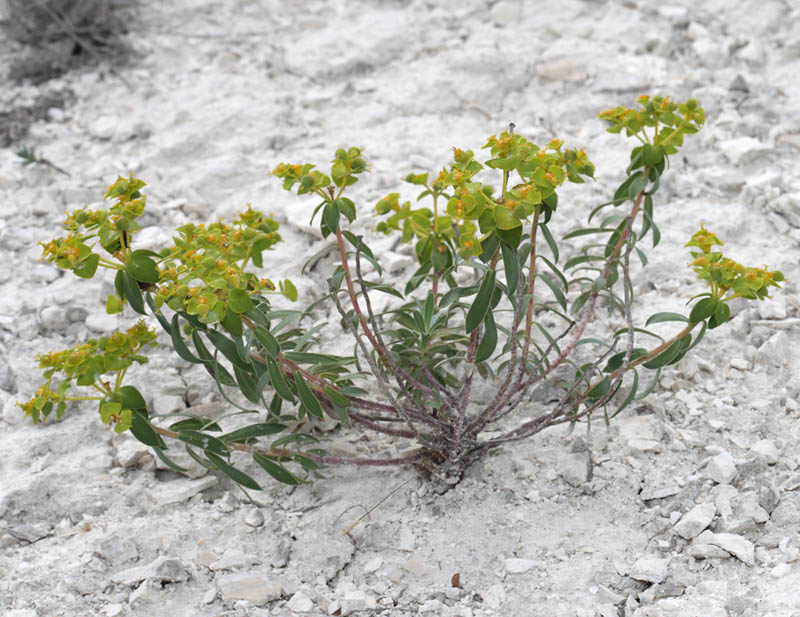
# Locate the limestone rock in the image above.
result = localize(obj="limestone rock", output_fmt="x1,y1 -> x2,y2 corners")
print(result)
216,572 -> 281,605
505,558 -> 536,574
110,556 -> 189,586
674,503 -> 716,539
287,590 -> 315,613
695,530 -> 755,565
150,476 -> 217,507
628,556 -> 669,584
703,451 -> 737,484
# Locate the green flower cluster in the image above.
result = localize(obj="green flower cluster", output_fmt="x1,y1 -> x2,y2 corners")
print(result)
19,321 -> 157,429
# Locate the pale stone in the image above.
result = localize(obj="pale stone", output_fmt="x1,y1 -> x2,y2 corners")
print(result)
216,572 -> 281,605
674,503 -> 716,539
618,414 -> 663,443
286,590 -> 315,613
86,312 -> 119,333
105,603 -> 124,617
39,305 -> 69,331
688,542 -> 731,560
749,439 -> 780,465
115,439 -> 152,468
150,476 -> 217,506
89,116 -> 118,140
557,450 -> 592,487
756,332 -> 792,366
703,451 -> 737,484
729,358 -> 750,371
696,530 -> 755,565
402,556 -> 427,577
363,556 -> 383,573
483,583 -> 506,609
341,590 -> 376,615
628,556 -> 669,584
419,599 -> 445,613
536,57 -> 588,83
110,556 -> 189,586
209,548 -> 258,571
505,557 -> 536,574
777,134 -> 800,149
719,137 -> 770,166
244,508 -> 265,528
151,394 -> 185,415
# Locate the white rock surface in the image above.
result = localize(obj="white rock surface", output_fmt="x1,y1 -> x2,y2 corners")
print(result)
695,531 -> 755,565
286,590 -> 315,613
215,572 -> 281,605
628,556 -> 669,584
505,558 -> 537,574
675,503 -> 717,539
110,556 -> 189,586
749,439 -> 780,464
703,451 -> 738,484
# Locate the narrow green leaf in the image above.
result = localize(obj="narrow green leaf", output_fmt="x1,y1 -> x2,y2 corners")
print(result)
640,194 -> 653,238
175,430 -> 229,456
205,452 -> 261,490
628,172 -> 648,198
501,243 -> 518,295
539,222 -> 559,263
465,269 -> 496,333
611,370 -> 639,418
184,445 -> 217,469
538,272 -> 567,311
268,357 -> 296,403
192,331 -> 237,387
271,433 -> 319,448
586,376 -> 611,401
234,364 -> 260,403
120,271 -> 145,314
294,372 -> 323,419
640,202 -> 660,247
220,423 -> 287,443
563,227 -> 615,240
254,326 -> 280,358
171,315 -> 204,363
323,201 -> 340,233
152,447 -> 189,472
538,255 -> 568,294
474,312 -> 498,363
645,312 -> 689,326
206,329 -> 249,369
343,230 -> 382,276
292,453 -> 321,471
146,293 -> 172,334
169,418 -> 222,432
643,339 -> 684,369
253,453 -> 301,485
322,385 -> 350,408
130,409 -> 165,449
685,322 -> 708,352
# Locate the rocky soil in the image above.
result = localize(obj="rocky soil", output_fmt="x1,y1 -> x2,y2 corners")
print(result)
1,0 -> 799,616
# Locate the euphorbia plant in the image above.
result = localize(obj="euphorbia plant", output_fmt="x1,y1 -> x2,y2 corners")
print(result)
21,96 -> 784,488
